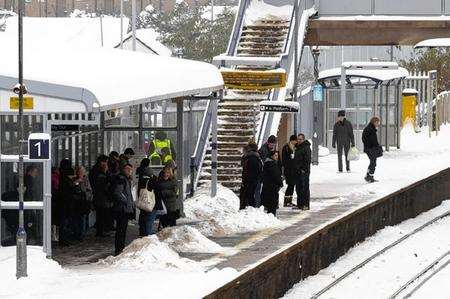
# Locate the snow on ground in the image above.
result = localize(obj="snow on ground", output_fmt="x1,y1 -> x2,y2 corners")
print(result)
0,243 -> 237,299
283,200 -> 450,298
185,184 -> 286,237
158,225 -> 224,253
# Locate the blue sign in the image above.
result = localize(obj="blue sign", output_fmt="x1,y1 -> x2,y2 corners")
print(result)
28,133 -> 50,160
313,84 -> 324,102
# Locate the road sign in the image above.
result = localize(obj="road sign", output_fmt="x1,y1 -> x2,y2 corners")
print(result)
313,84 -> 324,102
259,101 -> 299,113
10,96 -> 34,110
28,133 -> 51,160
221,69 -> 286,91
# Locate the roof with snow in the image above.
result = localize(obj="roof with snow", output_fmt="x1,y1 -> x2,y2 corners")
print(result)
403,88 -> 419,95
414,38 -> 450,49
116,28 -> 172,56
0,47 -> 223,113
319,65 -> 409,83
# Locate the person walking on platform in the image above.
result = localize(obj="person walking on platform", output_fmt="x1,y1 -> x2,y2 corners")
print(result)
281,135 -> 298,207
89,155 -> 111,237
240,141 -> 263,209
261,151 -> 283,216
58,158 -> 74,246
111,163 -> 135,255
362,116 -> 383,183
294,134 -> 311,210
332,110 -> 355,172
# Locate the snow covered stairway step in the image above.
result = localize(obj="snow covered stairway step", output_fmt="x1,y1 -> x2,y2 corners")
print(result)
201,167 -> 242,175
218,110 -> 258,117
217,135 -> 253,143
205,154 -> 243,162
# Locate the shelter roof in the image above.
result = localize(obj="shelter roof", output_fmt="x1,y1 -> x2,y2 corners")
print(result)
0,46 -> 223,113
414,38 -> 450,48
319,66 -> 409,83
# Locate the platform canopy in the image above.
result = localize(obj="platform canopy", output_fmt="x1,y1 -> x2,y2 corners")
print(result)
414,38 -> 450,49
0,46 -> 223,114
319,65 -> 409,83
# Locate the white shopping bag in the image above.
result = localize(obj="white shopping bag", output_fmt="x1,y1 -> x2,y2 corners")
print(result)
347,147 -> 360,161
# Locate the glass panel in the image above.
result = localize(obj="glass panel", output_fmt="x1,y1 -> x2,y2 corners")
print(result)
104,105 -> 140,127
143,100 -> 178,128
0,115 -> 43,155
1,210 -> 43,246
1,162 -> 44,202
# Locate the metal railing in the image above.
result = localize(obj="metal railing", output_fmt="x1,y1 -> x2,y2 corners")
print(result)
434,91 -> 450,133
189,100 -> 213,196
226,0 -> 250,56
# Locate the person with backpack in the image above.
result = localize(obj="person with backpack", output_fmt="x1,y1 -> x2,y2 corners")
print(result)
332,110 -> 355,172
362,116 -> 383,183
261,151 -> 283,216
111,163 -> 135,255
281,135 -> 298,207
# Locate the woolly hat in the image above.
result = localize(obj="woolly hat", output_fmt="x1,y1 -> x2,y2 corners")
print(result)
338,110 -> 346,117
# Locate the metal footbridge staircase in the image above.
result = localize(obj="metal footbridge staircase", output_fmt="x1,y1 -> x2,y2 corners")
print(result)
190,0 -> 317,193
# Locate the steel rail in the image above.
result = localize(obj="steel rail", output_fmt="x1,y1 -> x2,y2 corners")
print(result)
390,251 -> 450,299
311,211 -> 450,299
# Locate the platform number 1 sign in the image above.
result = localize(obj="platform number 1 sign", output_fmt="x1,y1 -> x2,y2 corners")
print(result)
28,133 -> 51,160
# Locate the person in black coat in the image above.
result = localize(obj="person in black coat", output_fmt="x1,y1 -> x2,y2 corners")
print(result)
58,158 -> 74,246
136,158 -> 162,236
362,116 -> 382,183
294,134 -> 311,210
240,142 -> 263,209
262,151 -> 283,216
332,110 -> 355,172
89,155 -> 111,237
156,165 -> 178,228
111,163 -> 135,255
281,135 -> 298,207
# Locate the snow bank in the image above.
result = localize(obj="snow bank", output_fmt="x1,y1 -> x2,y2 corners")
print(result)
99,236 -> 202,271
158,225 -> 224,253
318,145 -> 330,157
185,184 -> 286,237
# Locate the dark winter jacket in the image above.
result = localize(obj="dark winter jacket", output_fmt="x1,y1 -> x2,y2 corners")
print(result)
362,123 -> 380,153
137,167 -> 163,211
111,173 -> 135,216
241,150 -> 263,184
332,118 -> 355,147
294,140 -> 312,174
90,165 -> 112,209
281,143 -> 298,184
258,143 -> 275,162
70,177 -> 93,215
59,167 -> 75,216
155,172 -> 178,213
261,158 -> 283,210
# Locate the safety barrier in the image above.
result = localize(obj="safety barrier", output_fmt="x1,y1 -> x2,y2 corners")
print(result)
205,167 -> 450,299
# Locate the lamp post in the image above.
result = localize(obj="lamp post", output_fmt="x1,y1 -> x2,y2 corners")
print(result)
16,0 -> 27,279
131,0 -> 136,51
120,0 -> 124,49
311,48 -> 320,165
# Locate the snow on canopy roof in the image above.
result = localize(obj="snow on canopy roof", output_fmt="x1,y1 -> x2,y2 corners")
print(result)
403,88 -> 419,95
119,28 -> 172,57
0,46 -> 223,113
414,38 -> 450,49
319,66 -> 409,83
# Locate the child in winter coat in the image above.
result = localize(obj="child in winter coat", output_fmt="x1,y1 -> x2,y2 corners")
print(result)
261,151 -> 283,216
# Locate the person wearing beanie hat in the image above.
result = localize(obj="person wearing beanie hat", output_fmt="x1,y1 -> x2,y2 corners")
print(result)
261,151 -> 283,216
332,110 -> 355,172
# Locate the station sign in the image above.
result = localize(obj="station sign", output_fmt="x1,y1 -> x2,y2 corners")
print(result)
28,133 -> 51,160
221,69 -> 286,91
10,96 -> 34,110
51,124 -> 80,132
260,101 -> 299,113
313,84 -> 324,102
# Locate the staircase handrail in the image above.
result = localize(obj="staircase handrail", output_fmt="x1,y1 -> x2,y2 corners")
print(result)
190,100 -> 213,195
226,0 -> 250,56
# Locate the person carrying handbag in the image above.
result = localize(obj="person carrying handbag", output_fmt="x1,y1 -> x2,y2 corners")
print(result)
136,158 -> 163,236
362,116 -> 383,183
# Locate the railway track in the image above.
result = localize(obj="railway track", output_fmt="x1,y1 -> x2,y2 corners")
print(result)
389,250 -> 450,299
311,211 -> 450,299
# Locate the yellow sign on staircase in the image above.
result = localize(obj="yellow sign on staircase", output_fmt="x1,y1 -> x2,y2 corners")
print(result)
221,69 -> 286,91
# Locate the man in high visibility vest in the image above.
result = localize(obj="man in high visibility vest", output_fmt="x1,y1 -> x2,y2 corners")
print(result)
148,131 -> 176,165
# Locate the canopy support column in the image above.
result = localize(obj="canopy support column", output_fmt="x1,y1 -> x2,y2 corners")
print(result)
211,92 -> 219,198
176,99 -> 184,210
